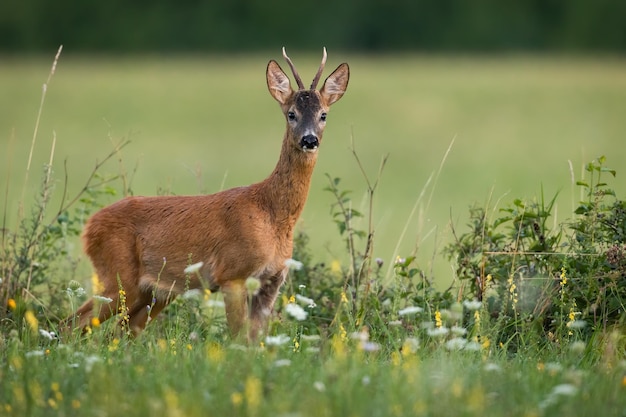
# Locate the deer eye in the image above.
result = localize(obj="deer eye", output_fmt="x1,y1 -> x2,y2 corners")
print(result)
288,111 -> 296,121
320,112 -> 327,122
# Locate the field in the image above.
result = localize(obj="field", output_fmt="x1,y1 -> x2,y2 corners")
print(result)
3,53 -> 626,280
2,52 -> 626,416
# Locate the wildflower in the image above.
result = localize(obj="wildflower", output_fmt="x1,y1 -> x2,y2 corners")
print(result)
24,310 -> 38,333
401,337 -> 420,355
445,337 -> 467,351
464,341 -> 482,351
552,383 -> 577,396
284,303 -> 308,321
265,334 -> 290,346
7,298 -> 16,310
184,262 -> 204,274
295,294 -> 316,308
39,329 -> 57,340
362,375 -> 371,385
451,325 -> 467,336
569,340 -> 586,354
427,326 -> 449,338
93,295 -> 113,303
395,256 -> 406,265
245,277 -> 261,296
360,341 -> 381,352
463,299 -> 482,311
206,299 -> 225,308
388,320 -> 402,326
284,258 -> 303,270
25,350 -> 45,358
300,334 -> 321,342
375,257 -> 384,268
330,260 -> 341,273
484,363 -> 502,372
245,376 -> 262,415
181,289 -> 202,299
567,320 -> 586,330
273,359 -> 291,367
230,392 -> 243,407
434,310 -> 443,328
313,381 -> 326,392
340,291 -> 349,303
398,306 -> 424,316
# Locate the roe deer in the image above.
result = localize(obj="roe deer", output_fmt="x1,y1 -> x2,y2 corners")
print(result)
64,48 -> 350,340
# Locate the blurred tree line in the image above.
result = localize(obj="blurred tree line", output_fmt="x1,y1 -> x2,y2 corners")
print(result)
1,0 -> 625,53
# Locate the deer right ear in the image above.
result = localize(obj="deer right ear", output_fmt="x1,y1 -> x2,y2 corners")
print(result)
267,60 -> 293,104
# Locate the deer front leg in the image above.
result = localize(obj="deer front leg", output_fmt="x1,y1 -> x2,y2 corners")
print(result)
249,269 -> 287,341
221,279 -> 249,341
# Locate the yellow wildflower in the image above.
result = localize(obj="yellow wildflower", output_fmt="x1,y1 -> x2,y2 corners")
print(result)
24,310 -> 38,333
245,376 -> 262,415
434,310 -> 442,328
231,392 -> 243,407
7,298 -> 17,311
90,317 -> 101,328
91,273 -> 104,295
340,292 -> 349,303
72,399 -> 81,409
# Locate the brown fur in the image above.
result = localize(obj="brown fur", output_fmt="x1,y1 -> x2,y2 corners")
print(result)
63,51 -> 350,341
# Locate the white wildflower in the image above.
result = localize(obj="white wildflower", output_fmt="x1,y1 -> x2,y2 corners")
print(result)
464,341 -> 482,351
451,325 -> 468,336
402,337 -> 420,353
25,350 -> 45,358
445,337 -> 467,351
273,359 -> 292,368
39,329 -> 57,341
350,329 -> 370,342
265,334 -> 291,346
398,306 -> 424,316
426,326 -> 449,337
360,341 -> 380,352
305,347 -> 321,353
206,299 -> 225,308
295,294 -> 316,308
388,320 -> 403,326
566,320 -> 587,329
463,299 -> 482,311
183,262 -> 204,274
284,303 -> 308,321
569,340 -> 586,354
93,295 -> 113,303
313,381 -> 326,392
362,376 -> 371,385
484,363 -> 502,372
181,289 -> 202,299
284,258 -> 303,271
300,334 -> 321,342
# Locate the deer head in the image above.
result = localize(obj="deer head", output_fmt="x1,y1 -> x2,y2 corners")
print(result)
266,47 -> 350,153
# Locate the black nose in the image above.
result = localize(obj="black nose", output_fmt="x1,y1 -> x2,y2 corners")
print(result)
300,134 -> 319,150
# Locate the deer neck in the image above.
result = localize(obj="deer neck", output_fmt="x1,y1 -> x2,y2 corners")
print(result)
257,134 -> 318,230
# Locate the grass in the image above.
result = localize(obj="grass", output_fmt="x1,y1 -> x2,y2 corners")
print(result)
2,52 -> 626,416
2,53 -> 626,282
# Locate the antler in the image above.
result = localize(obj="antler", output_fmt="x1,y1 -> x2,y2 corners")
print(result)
310,47 -> 327,90
282,47 -> 305,90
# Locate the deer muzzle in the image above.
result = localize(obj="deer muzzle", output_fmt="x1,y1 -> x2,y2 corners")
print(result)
300,134 -> 319,151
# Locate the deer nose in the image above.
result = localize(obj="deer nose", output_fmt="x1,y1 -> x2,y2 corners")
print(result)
300,134 -> 319,150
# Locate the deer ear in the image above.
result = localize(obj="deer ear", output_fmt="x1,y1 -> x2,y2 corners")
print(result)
320,63 -> 349,106
267,60 -> 293,104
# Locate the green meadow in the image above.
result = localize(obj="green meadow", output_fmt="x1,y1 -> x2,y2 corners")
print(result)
2,53 -> 626,416
3,53 -> 626,280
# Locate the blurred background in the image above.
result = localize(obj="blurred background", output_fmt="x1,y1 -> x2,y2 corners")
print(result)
2,0 -> 626,285
1,0 -> 625,53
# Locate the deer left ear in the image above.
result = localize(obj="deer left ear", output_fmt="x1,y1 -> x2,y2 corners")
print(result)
320,63 -> 350,106
267,60 -> 293,105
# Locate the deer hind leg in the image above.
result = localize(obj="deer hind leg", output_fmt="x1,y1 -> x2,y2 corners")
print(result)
221,279 -> 249,341
125,290 -> 169,336
249,269 -> 288,340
